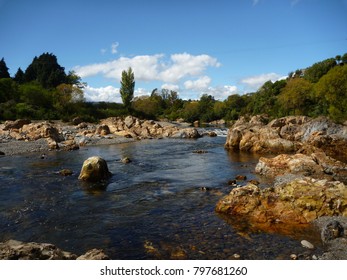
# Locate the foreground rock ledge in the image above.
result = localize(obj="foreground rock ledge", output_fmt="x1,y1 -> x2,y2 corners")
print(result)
0,239 -> 109,260
216,177 -> 347,224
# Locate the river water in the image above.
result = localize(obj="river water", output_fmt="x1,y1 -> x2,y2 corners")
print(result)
0,133 -> 322,259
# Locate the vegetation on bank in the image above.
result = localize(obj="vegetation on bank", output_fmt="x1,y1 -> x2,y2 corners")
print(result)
1,52 -> 347,123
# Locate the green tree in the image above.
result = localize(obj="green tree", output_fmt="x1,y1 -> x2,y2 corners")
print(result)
314,64 -> 347,122
198,94 -> 216,122
14,68 -> 25,84
24,53 -> 67,88
303,58 -> 337,83
0,78 -> 19,103
342,53 -> 347,64
120,67 -> 135,111
0,58 -> 10,79
277,78 -> 313,115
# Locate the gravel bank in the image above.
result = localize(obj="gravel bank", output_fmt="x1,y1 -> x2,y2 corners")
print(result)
0,136 -> 135,156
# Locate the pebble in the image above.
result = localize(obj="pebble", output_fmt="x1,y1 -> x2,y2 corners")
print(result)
121,157 -> 132,164
290,254 -> 298,260
301,240 -> 314,249
233,253 -> 241,259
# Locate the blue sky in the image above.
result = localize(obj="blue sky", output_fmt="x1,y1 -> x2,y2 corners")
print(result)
1,0 -> 346,102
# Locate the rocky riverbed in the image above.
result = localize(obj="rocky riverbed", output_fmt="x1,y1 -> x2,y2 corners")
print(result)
0,116 -> 201,156
220,115 -> 347,259
1,115 -> 347,259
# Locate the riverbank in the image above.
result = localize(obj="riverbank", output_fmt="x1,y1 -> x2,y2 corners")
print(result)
220,114 -> 347,259
0,116 -> 200,156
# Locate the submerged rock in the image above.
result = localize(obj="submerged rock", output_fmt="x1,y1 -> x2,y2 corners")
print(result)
78,156 -> 112,182
216,177 -> 347,225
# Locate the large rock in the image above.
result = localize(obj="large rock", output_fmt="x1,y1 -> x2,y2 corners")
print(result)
0,240 -> 76,260
78,156 -> 112,182
3,119 -> 31,130
225,115 -> 298,153
255,153 -> 323,177
100,116 -> 201,139
216,177 -> 347,225
0,240 -> 110,260
255,150 -> 347,183
22,122 -> 63,142
225,115 -> 347,161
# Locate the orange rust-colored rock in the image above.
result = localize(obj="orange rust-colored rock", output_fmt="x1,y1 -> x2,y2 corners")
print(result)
216,177 -> 347,225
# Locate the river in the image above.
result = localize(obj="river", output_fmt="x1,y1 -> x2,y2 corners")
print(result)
0,133 -> 322,259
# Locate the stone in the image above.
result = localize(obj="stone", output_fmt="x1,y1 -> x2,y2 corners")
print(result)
255,153 -> 323,177
77,248 -> 110,260
0,240 -> 109,260
216,177 -> 347,225
3,119 -> 31,130
171,128 -> 201,139
124,115 -> 136,128
59,169 -> 73,176
0,151 -> 5,156
235,175 -> 247,181
225,115 -> 347,161
78,156 -> 112,182
96,124 -> 110,136
321,221 -> 345,244
72,117 -> 84,125
0,240 -> 76,260
192,150 -> 208,154
121,157 -> 131,164
301,240 -> 314,249
255,150 -> 347,183
248,179 -> 260,185
290,254 -> 298,260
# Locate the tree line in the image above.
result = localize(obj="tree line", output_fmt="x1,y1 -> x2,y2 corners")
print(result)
1,52 -> 347,123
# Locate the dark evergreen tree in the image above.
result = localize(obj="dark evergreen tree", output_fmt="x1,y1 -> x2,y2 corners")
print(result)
14,68 -> 25,84
0,58 -> 11,79
24,53 -> 67,88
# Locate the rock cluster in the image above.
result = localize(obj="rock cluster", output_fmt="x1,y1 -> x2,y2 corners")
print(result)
216,177 -> 347,225
219,115 -> 347,237
100,116 -> 201,139
0,239 -> 109,260
0,116 -> 202,154
255,151 -> 347,183
225,115 -> 347,160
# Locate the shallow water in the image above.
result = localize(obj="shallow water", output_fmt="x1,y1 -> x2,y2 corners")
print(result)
0,136 -> 322,259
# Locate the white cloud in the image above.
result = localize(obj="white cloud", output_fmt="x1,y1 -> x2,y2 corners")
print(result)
158,53 -> 221,83
252,0 -> 259,6
184,76 -> 211,90
134,87 -> 151,97
240,72 -> 283,91
161,83 -> 180,92
83,85 -> 152,103
74,52 -> 220,84
84,85 -> 121,102
203,85 -> 238,100
111,42 -> 119,54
